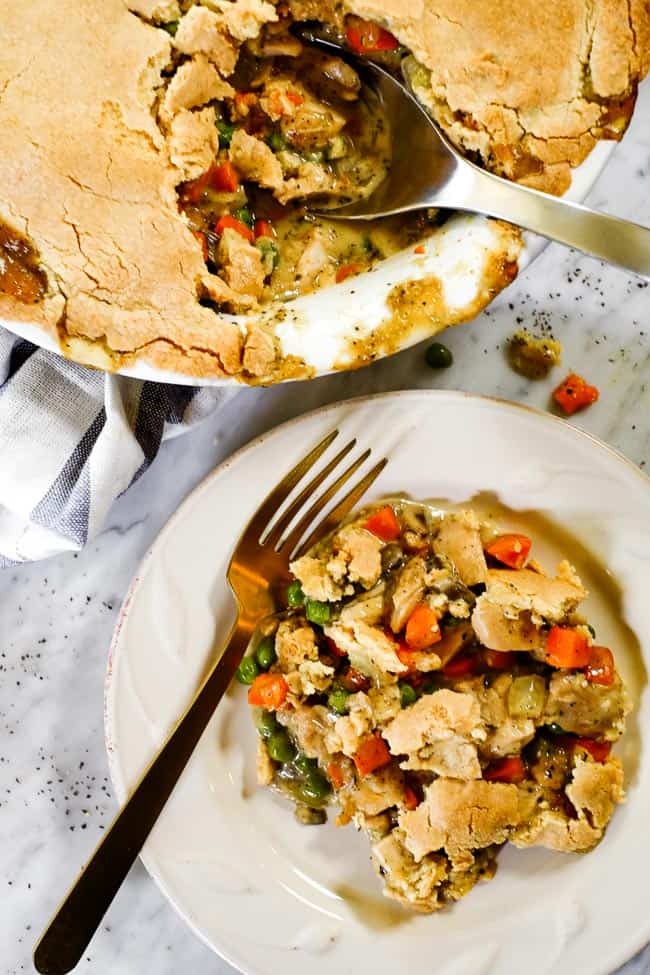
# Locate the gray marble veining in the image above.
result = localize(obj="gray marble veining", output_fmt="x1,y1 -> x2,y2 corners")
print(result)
1,84 -> 649,975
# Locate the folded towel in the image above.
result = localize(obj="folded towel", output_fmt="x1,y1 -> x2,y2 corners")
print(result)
0,331 -> 235,565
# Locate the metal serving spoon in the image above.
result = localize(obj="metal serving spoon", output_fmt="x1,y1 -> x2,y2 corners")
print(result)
297,27 -> 650,279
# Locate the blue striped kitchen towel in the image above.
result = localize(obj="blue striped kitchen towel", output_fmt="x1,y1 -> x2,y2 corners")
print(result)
0,331 -> 235,565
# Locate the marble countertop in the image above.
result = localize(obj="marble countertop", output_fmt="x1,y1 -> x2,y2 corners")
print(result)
2,84 -> 649,975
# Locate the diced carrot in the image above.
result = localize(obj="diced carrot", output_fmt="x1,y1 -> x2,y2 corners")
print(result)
442,652 -> 480,678
345,15 -> 400,53
403,784 -> 421,810
559,736 -> 612,763
247,673 -> 288,709
405,603 -> 441,651
353,733 -> 392,777
584,645 -> 615,686
414,245 -> 425,255
325,636 -> 348,659
192,230 -> 208,261
340,667 -> 371,692
327,761 -> 345,790
335,262 -> 363,284
209,160 -> 240,192
180,170 -> 212,204
254,219 -> 275,239
484,756 -> 526,783
286,90 -> 304,106
363,505 -> 401,542
553,373 -> 599,416
483,649 -> 517,670
215,214 -> 255,243
485,533 -> 532,570
545,626 -> 591,668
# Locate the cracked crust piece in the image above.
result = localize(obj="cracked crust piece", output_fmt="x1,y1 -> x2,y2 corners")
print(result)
1,1 -> 645,381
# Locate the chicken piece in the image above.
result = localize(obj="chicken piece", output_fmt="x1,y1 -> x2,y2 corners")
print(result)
217,228 -> 265,300
346,764 -> 406,817
324,620 -> 407,681
472,598 -> 545,652
276,162 -> 338,203
371,832 -> 448,912
294,228 -> 334,293
387,556 -> 427,633
367,684 -> 402,724
400,779 -> 534,860
280,91 -> 347,152
457,674 -> 536,759
275,618 -> 319,670
334,691 -> 375,756
544,672 -> 629,740
483,562 -> 587,624
277,703 -> 339,765
512,757 -> 624,853
286,659 -> 335,697
160,55 -> 234,123
383,689 -> 485,778
168,107 -> 218,180
338,587 -> 385,628
207,0 -> 278,41
433,511 -> 488,586
173,6 -> 239,74
329,526 -> 384,589
229,130 -> 284,192
256,738 -> 275,786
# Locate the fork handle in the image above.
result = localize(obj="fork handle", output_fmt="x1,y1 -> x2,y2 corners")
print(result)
456,166 -> 650,279
33,622 -> 248,975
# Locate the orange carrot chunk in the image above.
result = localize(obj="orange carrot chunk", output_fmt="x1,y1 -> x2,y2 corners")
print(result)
247,673 -> 288,710
215,214 -> 255,244
545,626 -> 591,668
484,756 -> 526,783
485,533 -> 532,570
405,603 -> 442,651
363,505 -> 401,542
553,373 -> 599,416
559,735 -> 612,763
403,784 -> 421,810
254,219 -> 275,239
209,160 -> 240,192
346,15 -> 400,53
327,761 -> 345,790
584,645 -> 615,686
335,262 -> 364,283
353,733 -> 392,776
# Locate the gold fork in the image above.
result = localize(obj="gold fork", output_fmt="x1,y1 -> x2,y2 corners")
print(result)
34,430 -> 387,974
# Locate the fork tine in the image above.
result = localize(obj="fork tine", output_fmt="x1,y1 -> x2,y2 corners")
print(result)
291,458 -> 388,559
263,439 -> 357,549
243,430 -> 338,542
277,448 -> 372,555
292,458 -> 388,558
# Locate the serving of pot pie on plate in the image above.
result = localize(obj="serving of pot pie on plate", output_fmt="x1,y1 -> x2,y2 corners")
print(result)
1,1 -> 648,382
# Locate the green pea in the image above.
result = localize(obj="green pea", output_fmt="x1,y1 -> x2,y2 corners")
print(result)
305,599 -> 331,625
328,686 -> 350,715
161,20 -> 179,35
255,636 -> 277,671
236,655 -> 260,685
256,709 -> 278,739
294,753 -> 318,774
399,682 -> 418,708
425,342 -> 453,369
234,207 -> 253,228
216,119 -> 236,148
286,580 -> 305,608
267,730 -> 296,763
267,131 -> 287,152
301,770 -> 331,801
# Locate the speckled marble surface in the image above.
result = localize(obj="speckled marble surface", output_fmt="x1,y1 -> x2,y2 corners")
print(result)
2,84 -> 649,975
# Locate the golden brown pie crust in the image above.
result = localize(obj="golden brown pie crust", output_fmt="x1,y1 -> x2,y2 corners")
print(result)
0,1 -> 646,382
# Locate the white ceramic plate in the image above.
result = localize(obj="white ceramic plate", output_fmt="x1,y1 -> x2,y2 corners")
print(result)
105,390 -> 650,975
3,142 -> 616,386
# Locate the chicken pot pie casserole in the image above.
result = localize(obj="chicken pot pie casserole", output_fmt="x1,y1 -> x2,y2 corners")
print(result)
238,501 -> 631,912
1,2 -> 648,382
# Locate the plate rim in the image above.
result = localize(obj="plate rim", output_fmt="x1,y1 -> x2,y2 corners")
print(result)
104,388 -> 650,975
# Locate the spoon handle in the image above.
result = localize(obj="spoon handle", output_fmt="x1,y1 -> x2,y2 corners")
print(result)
460,167 -> 650,279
